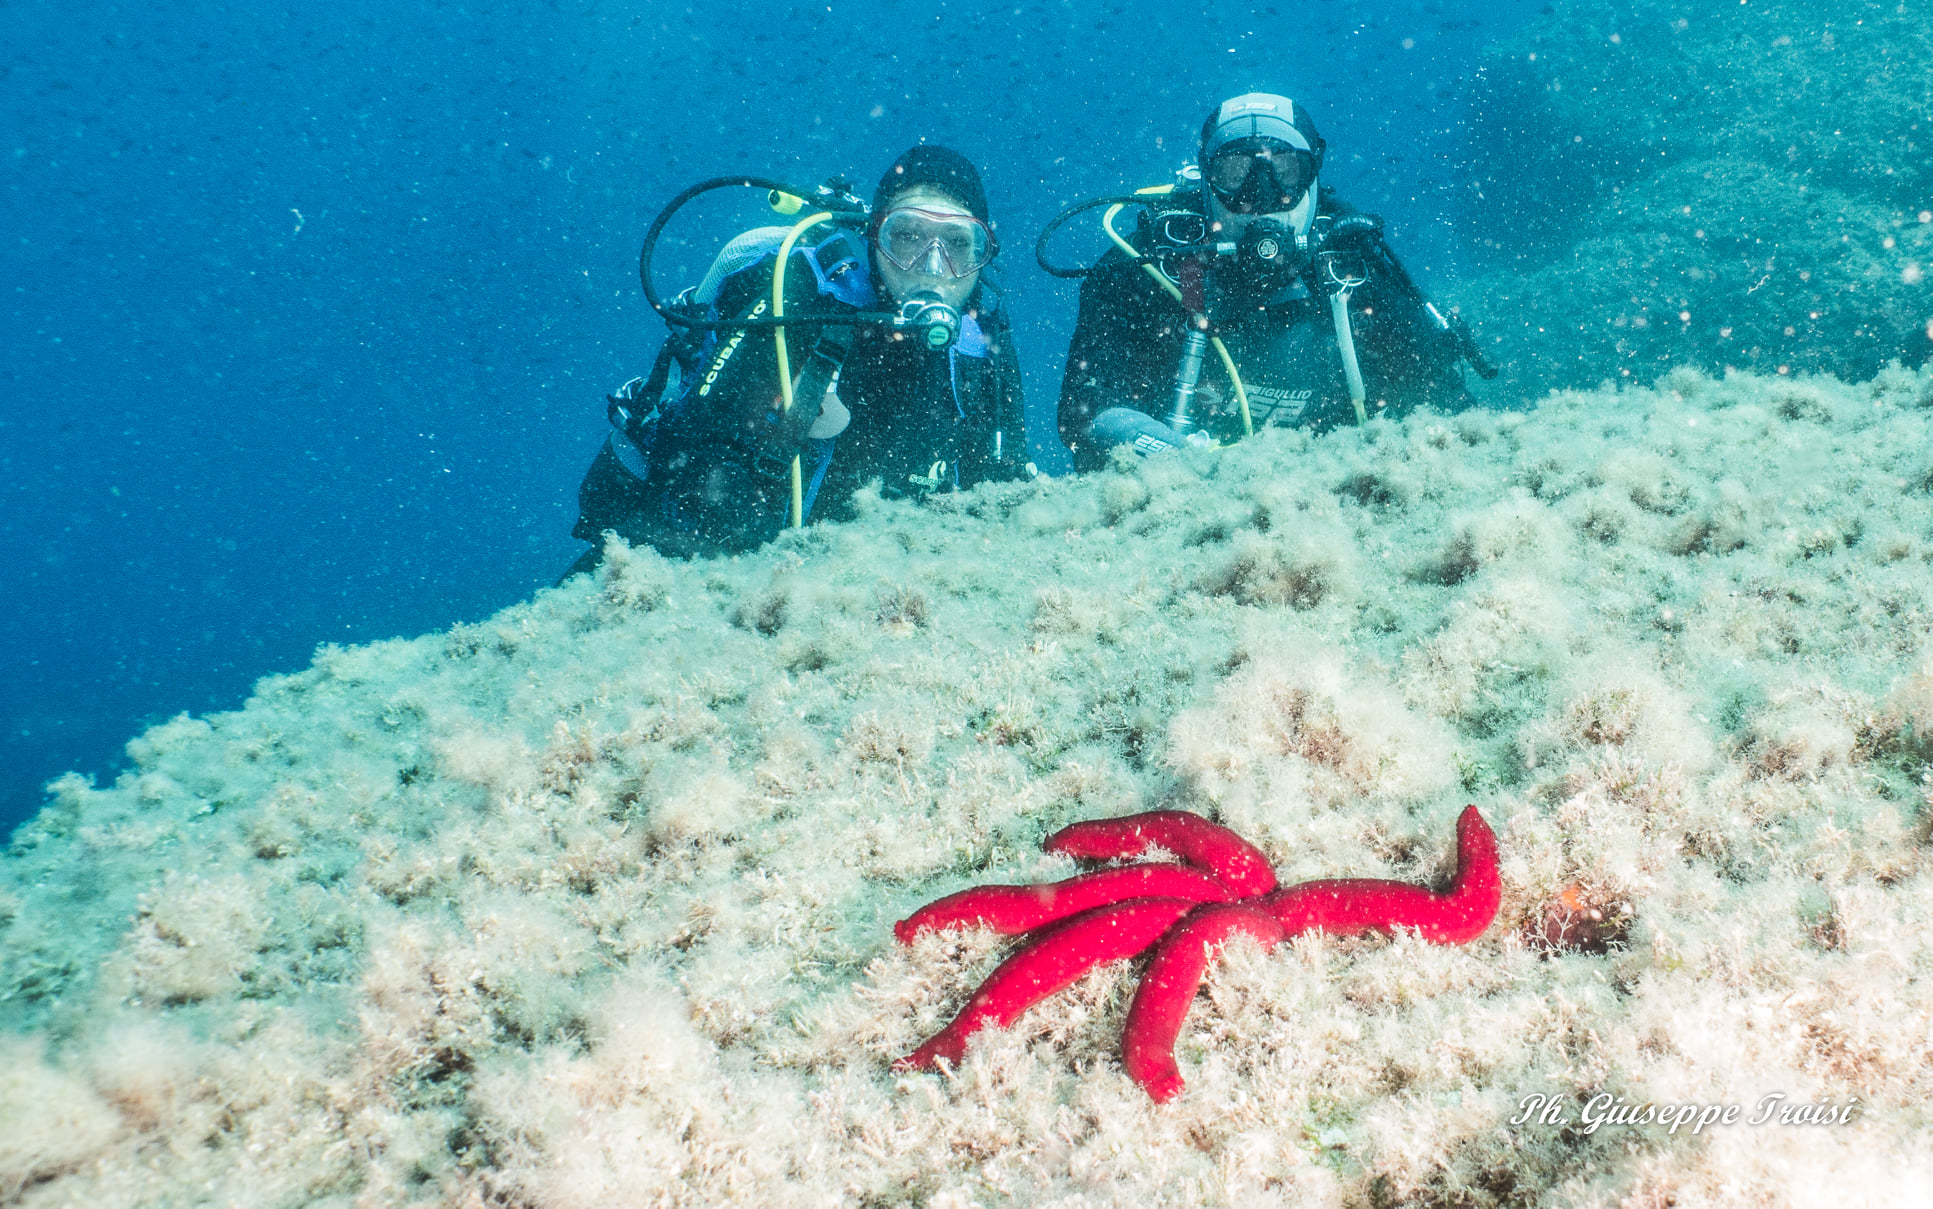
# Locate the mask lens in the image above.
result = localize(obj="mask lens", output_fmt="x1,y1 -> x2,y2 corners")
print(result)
1206,138 -> 1314,214
876,207 -> 995,277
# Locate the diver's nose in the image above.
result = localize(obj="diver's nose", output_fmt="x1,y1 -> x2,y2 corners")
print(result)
918,241 -> 947,276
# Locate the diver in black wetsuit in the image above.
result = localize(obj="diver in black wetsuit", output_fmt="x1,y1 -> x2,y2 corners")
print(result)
1050,93 -> 1492,470
563,146 -> 1027,576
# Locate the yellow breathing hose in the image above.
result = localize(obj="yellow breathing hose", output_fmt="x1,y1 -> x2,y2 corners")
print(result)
772,211 -> 835,528
1101,186 -> 1253,439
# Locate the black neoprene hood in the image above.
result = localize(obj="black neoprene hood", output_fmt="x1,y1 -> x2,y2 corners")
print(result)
1199,93 -> 1324,164
872,145 -> 991,225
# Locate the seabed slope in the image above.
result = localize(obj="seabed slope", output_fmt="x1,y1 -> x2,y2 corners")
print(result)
6,365 -> 1933,1207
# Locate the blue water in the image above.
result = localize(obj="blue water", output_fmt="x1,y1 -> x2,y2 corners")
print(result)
1,0 -> 1547,836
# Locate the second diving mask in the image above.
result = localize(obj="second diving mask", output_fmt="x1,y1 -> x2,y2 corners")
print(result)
874,205 -> 997,279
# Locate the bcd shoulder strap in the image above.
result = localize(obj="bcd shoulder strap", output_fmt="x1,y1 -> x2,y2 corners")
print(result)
745,320 -> 856,481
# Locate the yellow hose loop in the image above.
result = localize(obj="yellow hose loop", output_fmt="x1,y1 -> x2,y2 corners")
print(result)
771,211 -> 835,528
1210,336 -> 1253,437
1101,188 -> 1253,438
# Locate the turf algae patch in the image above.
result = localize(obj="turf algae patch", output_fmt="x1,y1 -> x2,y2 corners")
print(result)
4,367 -> 1933,1205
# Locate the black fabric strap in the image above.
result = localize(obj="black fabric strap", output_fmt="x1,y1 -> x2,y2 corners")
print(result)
746,323 -> 855,480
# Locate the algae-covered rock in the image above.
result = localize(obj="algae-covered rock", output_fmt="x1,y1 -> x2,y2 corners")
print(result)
5,366 -> 1933,1206
1461,0 -> 1933,393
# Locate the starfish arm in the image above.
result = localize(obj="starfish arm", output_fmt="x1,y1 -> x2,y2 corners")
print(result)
894,896 -> 1198,1073
1121,903 -> 1285,1103
1262,806 -> 1502,944
1437,804 -> 1504,942
1042,810 -> 1279,897
894,864 -> 1236,944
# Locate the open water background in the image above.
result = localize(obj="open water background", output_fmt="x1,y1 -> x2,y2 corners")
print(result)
1,0 -> 1548,836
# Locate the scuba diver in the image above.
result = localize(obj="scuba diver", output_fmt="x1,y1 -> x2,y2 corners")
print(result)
562,145 -> 1026,575
1043,93 -> 1494,469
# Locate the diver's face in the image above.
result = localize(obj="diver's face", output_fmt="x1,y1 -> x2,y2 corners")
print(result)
1206,191 -> 1267,245
1205,188 -> 1300,246
1204,181 -> 1316,291
872,186 -> 985,311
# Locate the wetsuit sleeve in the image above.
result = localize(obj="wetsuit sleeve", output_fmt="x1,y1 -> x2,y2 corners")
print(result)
1348,239 -> 1474,414
1056,249 -> 1177,466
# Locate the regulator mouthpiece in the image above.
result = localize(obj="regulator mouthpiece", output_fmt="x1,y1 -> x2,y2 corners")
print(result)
895,292 -> 961,350
1233,216 -> 1302,295
1241,217 -> 1291,265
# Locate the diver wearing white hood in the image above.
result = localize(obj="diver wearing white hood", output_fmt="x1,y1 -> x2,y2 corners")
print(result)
1050,93 -> 1492,468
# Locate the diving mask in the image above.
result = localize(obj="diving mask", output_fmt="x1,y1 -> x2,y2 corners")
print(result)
1206,136 -> 1318,215
874,205 -> 997,278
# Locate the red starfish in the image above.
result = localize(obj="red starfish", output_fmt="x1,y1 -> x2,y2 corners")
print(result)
892,806 -> 1502,1102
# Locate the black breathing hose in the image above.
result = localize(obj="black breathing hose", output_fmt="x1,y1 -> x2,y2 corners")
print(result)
1034,193 -> 1183,278
637,176 -> 867,330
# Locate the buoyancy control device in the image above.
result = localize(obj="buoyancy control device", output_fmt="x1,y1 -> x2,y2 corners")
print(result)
628,175 -> 977,527
1036,169 -> 1495,436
